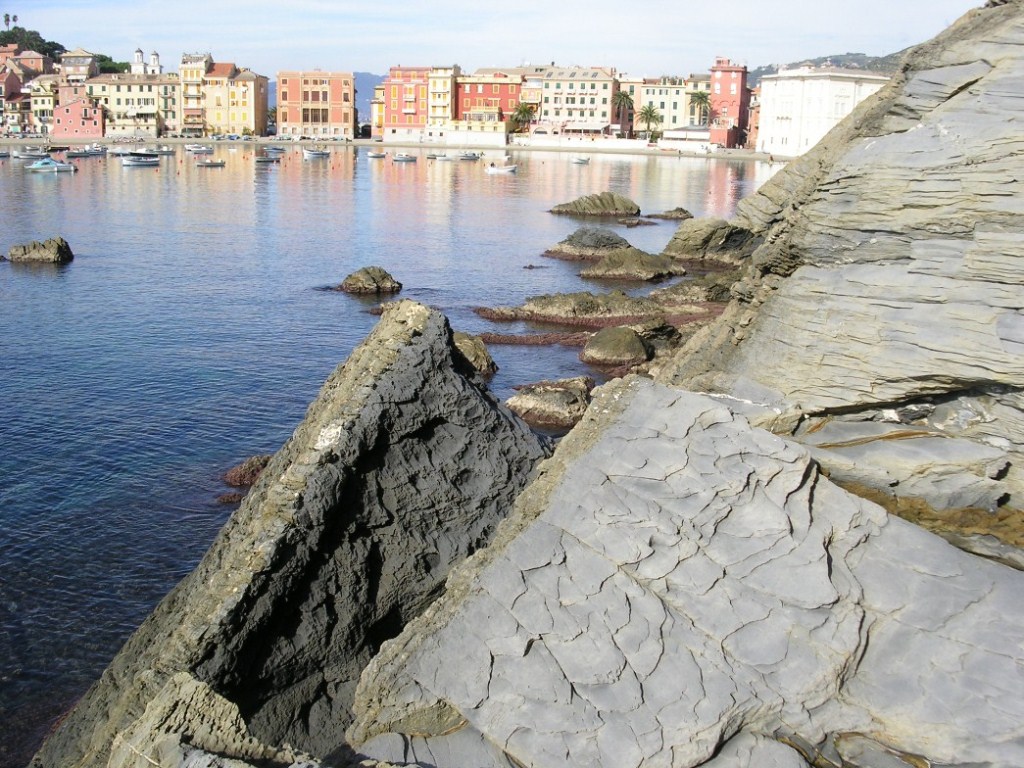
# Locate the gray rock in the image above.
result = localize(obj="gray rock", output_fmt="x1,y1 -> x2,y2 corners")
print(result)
452,331 -> 497,374
349,379 -> 1024,768
505,376 -> 594,430
647,206 -> 694,221
545,226 -> 631,260
5,236 -> 74,264
580,248 -> 687,281
579,326 -> 651,367
337,266 -> 402,294
549,192 -> 641,217
32,300 -> 550,768
662,217 -> 756,264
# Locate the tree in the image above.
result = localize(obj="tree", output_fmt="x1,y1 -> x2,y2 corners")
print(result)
612,90 -> 633,138
637,104 -> 662,139
3,14 -> 9,30
0,26 -> 66,60
511,102 -> 535,133
689,89 -> 711,125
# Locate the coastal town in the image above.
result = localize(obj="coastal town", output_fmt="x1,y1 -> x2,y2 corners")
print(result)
0,40 -> 890,157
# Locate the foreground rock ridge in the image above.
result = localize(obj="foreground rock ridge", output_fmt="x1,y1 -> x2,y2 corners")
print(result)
350,378 -> 1024,767
31,300 -> 550,768
657,0 -> 1024,558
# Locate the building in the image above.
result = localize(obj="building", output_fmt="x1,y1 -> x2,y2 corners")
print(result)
85,69 -> 180,138
50,96 -> 104,139
709,57 -> 750,148
448,68 -> 520,144
60,48 -> 100,83
0,68 -> 21,134
179,53 -> 268,137
631,75 -> 709,136
276,70 -> 357,139
535,65 -> 617,136
28,74 -> 59,134
180,53 -> 211,136
757,67 -> 889,156
380,65 -> 432,141
3,91 -> 30,134
9,49 -> 53,78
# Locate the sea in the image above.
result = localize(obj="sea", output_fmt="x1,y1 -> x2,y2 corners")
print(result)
0,141 -> 777,765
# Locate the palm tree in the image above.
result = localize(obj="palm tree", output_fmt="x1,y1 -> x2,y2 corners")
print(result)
637,104 -> 662,139
3,14 -> 10,30
511,102 -> 536,133
689,89 -> 711,126
612,90 -> 633,138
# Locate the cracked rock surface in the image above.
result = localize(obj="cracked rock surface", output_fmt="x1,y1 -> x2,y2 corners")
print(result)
349,377 -> 1024,768
31,301 -> 550,768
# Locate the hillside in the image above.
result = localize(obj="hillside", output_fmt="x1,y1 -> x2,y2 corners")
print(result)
748,49 -> 906,86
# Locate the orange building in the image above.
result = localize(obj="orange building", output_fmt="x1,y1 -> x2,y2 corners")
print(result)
709,57 -> 750,148
276,70 -> 356,139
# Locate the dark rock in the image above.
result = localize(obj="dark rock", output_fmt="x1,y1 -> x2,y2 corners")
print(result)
337,266 -> 402,294
580,248 -> 687,281
215,492 -> 245,505
648,207 -> 694,221
32,300 -> 551,767
223,455 -> 272,487
544,226 -> 630,261
550,192 -> 641,217
5,236 -> 74,264
662,217 -> 758,264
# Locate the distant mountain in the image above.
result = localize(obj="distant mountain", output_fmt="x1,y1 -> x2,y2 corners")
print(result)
748,50 -> 906,88
267,72 -> 383,124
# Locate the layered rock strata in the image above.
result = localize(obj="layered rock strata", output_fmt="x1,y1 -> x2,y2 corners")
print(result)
657,1 -> 1024,551
32,301 -> 550,768
549,192 -> 641,217
349,378 -> 1024,768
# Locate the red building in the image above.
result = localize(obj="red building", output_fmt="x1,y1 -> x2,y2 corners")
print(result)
381,66 -> 430,139
50,97 -> 104,140
709,57 -> 750,148
455,70 -> 523,123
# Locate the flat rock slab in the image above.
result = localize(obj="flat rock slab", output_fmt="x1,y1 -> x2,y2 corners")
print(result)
350,378 -> 1024,768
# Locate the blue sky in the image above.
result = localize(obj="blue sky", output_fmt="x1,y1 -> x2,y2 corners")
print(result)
11,0 -> 982,78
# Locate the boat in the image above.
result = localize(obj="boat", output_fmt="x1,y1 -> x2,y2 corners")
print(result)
13,147 -> 48,159
434,154 -> 453,162
146,145 -> 176,155
303,146 -> 331,159
121,151 -> 160,167
0,150 -> 10,159
570,156 -> 591,165
65,143 -> 107,158
185,144 -> 213,154
458,151 -> 481,161
263,145 -> 286,154
392,152 -> 416,163
367,151 -> 387,159
485,163 -> 518,174
254,155 -> 280,164
196,158 -> 226,168
26,156 -> 77,173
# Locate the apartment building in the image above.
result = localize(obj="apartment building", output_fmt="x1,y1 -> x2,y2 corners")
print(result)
204,62 -> 268,136
535,65 -> 617,136
28,74 -> 59,134
60,48 -> 99,83
380,65 -> 432,140
709,57 -> 750,148
277,70 -> 357,138
757,67 -> 889,156
86,70 -> 180,137
50,97 -> 104,139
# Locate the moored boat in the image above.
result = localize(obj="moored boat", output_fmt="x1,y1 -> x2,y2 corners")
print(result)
570,156 -> 590,165
185,144 -> 213,154
65,143 -> 107,158
392,152 -> 416,163
196,158 -> 226,168
485,162 -> 517,174
303,146 -> 331,159
367,151 -> 387,159
458,151 -> 481,161
26,156 -> 77,173
254,154 -> 280,164
121,151 -> 160,167
146,145 -> 176,155
13,147 -> 48,159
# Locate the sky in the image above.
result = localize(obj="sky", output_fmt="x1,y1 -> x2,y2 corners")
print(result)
10,0 -> 983,79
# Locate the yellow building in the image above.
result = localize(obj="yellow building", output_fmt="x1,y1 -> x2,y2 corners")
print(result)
86,72 -> 180,138
28,74 -> 59,135
203,62 -> 268,136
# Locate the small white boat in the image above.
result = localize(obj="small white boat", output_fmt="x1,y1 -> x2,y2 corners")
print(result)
434,154 -> 453,162
392,153 -> 416,163
485,163 -> 517,174
458,151 -> 481,161
26,156 -> 77,173
185,144 -> 213,154
570,156 -> 590,165
263,145 -> 285,154
65,143 -> 107,158
121,151 -> 160,167
196,158 -> 226,168
255,155 -> 280,164
367,151 -> 387,159
146,145 -> 176,155
13,147 -> 48,159
303,146 -> 331,159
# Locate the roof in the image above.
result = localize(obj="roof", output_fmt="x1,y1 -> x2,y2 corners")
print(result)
207,62 -> 237,78
62,48 -> 96,58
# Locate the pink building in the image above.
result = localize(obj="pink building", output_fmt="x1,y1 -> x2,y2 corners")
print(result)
381,66 -> 430,137
277,71 -> 356,138
50,97 -> 104,139
709,57 -> 750,148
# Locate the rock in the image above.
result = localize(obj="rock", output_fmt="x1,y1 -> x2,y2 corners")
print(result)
337,267 -> 402,294
32,300 -> 551,768
505,377 -> 594,430
579,326 -> 651,367
580,248 -> 687,281
549,192 -> 641,217
348,378 -> 1024,768
5,236 -> 74,264
647,206 -> 694,221
544,226 -> 631,261
452,331 -> 497,374
661,217 -> 757,264
223,455 -> 272,487
656,1 -> 1024,552
215,492 -> 245,505
476,290 -> 719,328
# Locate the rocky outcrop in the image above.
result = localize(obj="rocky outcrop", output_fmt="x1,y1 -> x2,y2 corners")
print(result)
452,331 -> 497,374
32,301 -> 550,768
657,1 -> 1024,551
505,377 -> 594,431
661,217 -> 756,264
337,267 -> 402,294
349,378 -> 1024,768
647,206 -> 694,221
544,226 -> 630,260
580,248 -> 687,281
223,455 -> 272,487
4,236 -> 74,264
549,192 -> 641,217
476,290 -> 721,328
579,326 -> 651,367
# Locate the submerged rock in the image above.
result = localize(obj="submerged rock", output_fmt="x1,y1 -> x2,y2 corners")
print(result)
32,300 -> 550,768
5,236 -> 74,264
337,266 -> 403,294
549,191 -> 640,217
223,454 -> 272,487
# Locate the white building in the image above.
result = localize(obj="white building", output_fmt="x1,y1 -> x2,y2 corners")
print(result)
757,67 -> 889,156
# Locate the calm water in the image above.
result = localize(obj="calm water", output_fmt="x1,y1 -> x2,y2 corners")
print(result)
0,143 -> 775,765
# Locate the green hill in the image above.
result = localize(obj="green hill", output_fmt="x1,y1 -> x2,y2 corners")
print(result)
748,50 -> 906,87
